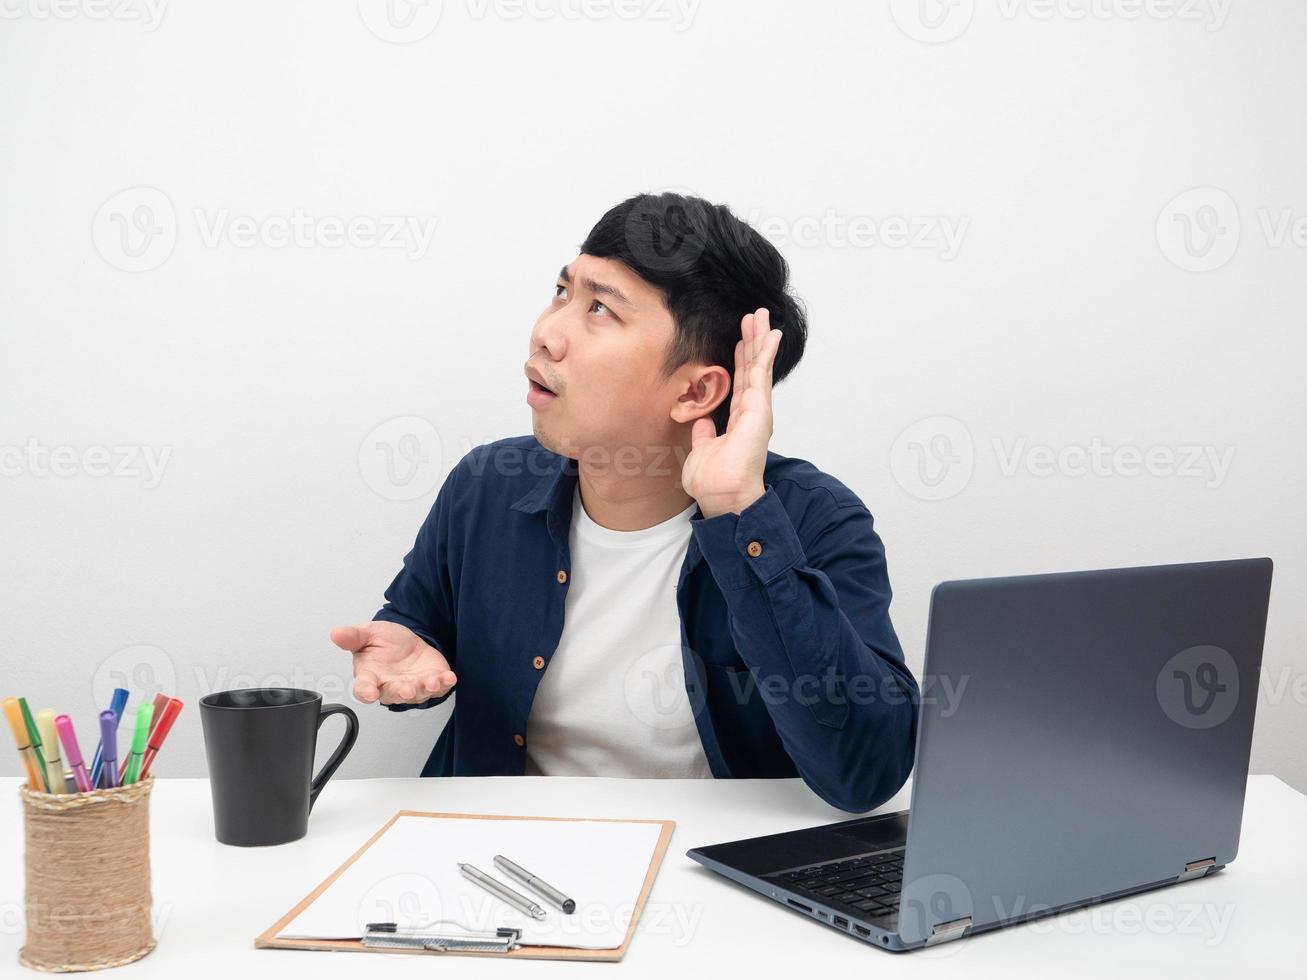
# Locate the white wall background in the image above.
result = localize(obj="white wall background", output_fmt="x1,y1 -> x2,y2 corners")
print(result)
2,0 -> 1303,793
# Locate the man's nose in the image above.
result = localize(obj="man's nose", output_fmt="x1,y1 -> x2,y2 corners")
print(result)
530,305 -> 570,359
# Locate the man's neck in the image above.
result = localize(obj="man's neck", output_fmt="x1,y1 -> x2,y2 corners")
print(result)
575,442 -> 696,532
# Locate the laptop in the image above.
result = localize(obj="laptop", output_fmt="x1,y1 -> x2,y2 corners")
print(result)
687,557 -> 1273,951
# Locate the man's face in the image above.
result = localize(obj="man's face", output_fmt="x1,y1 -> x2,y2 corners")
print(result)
526,254 -> 699,461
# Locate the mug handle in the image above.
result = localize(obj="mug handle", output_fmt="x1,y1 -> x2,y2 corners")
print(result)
309,703 -> 360,811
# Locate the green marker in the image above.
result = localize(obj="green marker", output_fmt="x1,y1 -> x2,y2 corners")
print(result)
17,698 -> 49,792
120,703 -> 154,786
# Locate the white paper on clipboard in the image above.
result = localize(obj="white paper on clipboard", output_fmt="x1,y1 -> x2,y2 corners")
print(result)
276,813 -> 669,950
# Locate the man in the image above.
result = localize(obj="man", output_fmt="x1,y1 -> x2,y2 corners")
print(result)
332,193 -> 919,813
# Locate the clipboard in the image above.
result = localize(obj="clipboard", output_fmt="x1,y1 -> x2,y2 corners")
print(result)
255,810 -> 677,962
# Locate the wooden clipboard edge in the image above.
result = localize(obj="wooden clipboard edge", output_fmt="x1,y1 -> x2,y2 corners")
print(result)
254,808 -> 404,945
254,809 -> 677,963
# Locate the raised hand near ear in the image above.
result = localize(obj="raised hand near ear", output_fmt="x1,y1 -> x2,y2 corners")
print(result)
681,307 -> 782,519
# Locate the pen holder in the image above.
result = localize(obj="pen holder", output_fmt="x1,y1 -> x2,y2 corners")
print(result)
17,776 -> 156,973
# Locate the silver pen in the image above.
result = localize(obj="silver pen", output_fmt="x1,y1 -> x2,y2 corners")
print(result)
459,863 -> 547,920
493,854 -> 577,914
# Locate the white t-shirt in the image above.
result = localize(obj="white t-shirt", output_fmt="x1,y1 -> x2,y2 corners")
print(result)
524,485 -> 714,778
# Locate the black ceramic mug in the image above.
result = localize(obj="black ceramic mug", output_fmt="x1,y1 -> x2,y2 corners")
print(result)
199,687 -> 359,846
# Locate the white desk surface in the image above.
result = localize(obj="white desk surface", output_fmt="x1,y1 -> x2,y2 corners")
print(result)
2,774 -> 1304,978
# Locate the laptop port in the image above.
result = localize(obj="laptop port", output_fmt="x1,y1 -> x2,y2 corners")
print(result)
853,925 -> 871,938
833,916 -> 849,929
786,899 -> 812,913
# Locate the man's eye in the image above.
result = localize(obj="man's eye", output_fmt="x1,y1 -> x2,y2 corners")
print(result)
589,300 -> 610,315
554,284 -> 568,300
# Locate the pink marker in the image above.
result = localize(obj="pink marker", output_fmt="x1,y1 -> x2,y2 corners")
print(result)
55,715 -> 93,792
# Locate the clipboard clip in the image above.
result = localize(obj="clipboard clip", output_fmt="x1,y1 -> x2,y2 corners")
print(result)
362,921 -> 522,953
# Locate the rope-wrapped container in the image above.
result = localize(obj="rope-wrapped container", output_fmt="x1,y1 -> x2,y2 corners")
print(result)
18,776 -> 156,972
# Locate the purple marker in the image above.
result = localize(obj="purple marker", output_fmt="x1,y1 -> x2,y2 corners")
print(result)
55,715 -> 93,792
97,710 -> 120,788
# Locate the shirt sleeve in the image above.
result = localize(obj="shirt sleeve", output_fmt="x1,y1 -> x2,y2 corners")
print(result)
372,468 -> 460,713
689,485 -> 919,812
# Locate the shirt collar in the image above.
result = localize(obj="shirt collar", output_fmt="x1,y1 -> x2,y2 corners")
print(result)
509,445 -> 706,578
508,448 -> 576,517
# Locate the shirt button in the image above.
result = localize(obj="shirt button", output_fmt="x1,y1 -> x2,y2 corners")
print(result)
532,655 -> 545,670
746,540 -> 763,558
513,733 -> 525,747
556,569 -> 568,584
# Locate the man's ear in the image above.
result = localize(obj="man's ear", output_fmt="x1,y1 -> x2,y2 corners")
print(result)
670,364 -> 731,425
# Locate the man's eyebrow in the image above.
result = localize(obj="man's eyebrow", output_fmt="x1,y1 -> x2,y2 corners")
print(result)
557,264 -> 636,310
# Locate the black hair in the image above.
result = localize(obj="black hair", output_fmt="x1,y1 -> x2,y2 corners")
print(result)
579,192 -> 808,436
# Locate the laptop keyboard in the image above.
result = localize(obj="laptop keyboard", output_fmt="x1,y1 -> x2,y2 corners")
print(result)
767,849 -> 904,921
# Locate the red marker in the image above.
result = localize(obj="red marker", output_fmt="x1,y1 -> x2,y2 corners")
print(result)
147,693 -> 170,738
138,698 -> 183,780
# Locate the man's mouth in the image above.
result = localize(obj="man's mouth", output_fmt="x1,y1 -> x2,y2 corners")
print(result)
528,377 -> 558,406
525,361 -> 560,404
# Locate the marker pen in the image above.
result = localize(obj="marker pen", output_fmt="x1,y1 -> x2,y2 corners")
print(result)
90,687 -> 129,789
139,698 -> 182,780
36,709 -> 66,795
55,715 -> 93,792
18,698 -> 50,792
120,703 -> 154,786
3,698 -> 46,791
98,710 -> 120,789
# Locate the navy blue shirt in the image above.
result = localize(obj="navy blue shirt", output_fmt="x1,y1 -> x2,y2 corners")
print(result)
375,435 -> 918,813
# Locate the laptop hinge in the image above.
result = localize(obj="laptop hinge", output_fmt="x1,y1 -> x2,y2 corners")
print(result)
925,916 -> 972,946
1178,857 -> 1216,882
